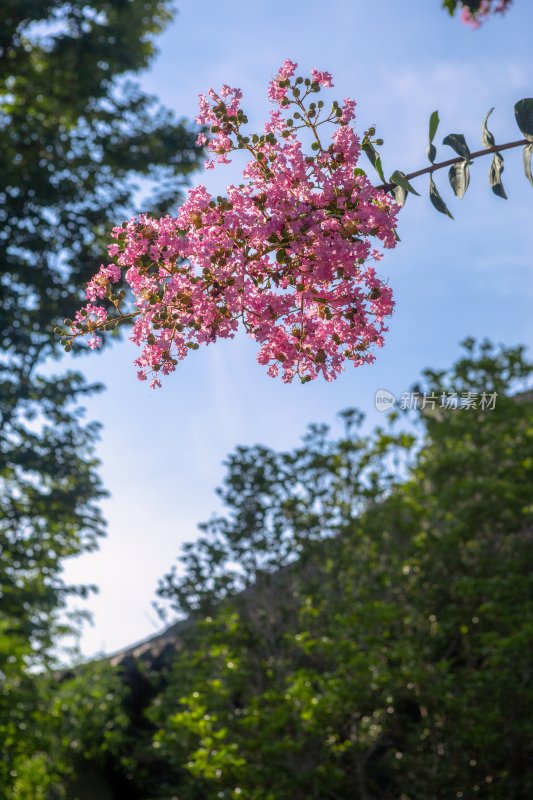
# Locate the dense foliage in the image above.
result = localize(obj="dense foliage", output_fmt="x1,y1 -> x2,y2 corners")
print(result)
151,341 -> 533,800
0,1 -> 201,795
22,342 -> 531,799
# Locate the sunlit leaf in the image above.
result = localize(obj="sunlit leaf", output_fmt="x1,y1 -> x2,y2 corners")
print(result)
489,152 -> 507,199
362,142 -> 386,183
393,184 -> 407,208
390,170 -> 420,196
427,110 -> 440,164
429,110 -> 440,144
482,108 -> 496,148
523,143 -> 533,187
448,160 -> 470,199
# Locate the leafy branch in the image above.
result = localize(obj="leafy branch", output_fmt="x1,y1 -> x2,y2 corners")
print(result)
368,99 -> 533,218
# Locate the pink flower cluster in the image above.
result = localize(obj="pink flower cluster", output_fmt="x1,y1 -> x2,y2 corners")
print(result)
68,61 -> 399,386
460,0 -> 512,27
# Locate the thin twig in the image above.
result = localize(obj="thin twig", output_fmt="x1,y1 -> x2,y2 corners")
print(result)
376,138 -> 529,191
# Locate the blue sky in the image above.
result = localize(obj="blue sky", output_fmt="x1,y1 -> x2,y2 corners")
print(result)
61,0 -> 533,657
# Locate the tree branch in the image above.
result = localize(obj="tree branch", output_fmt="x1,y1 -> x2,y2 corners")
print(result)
376,138 -> 529,191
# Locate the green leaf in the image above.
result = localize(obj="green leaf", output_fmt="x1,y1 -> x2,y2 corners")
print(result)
515,99 -> 533,142
442,0 -> 457,14
390,170 -> 420,196
443,133 -> 471,160
427,111 -> 439,164
448,160 -> 470,199
393,184 -> 407,208
482,108 -> 496,149
429,111 -> 440,145
489,152 -> 507,199
429,175 -> 453,219
523,143 -> 533,187
370,154 -> 385,183
362,142 -> 386,183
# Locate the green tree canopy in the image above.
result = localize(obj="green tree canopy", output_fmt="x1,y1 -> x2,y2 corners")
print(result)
148,341 -> 532,799
0,2 -> 202,793
21,342 -> 530,799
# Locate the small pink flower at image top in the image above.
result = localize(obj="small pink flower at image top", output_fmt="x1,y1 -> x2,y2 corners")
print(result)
459,0 -> 512,28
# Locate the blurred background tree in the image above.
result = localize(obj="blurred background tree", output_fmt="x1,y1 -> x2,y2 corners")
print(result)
20,342 -> 529,799
147,341 -> 532,800
0,1 -> 202,794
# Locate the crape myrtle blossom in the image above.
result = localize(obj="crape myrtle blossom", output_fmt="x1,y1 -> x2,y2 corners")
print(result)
460,0 -> 512,27
66,61 -> 399,386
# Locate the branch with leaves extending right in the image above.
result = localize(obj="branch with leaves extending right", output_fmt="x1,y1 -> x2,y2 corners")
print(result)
366,98 -> 533,218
